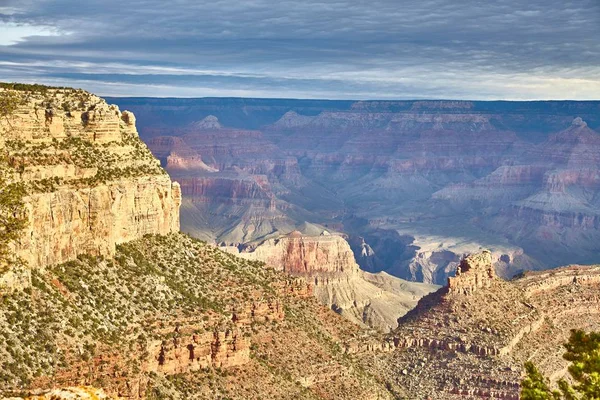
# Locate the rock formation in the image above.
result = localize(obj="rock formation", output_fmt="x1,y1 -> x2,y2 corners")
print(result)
349,251 -> 600,399
226,231 -> 438,331
447,251 -> 496,294
190,115 -> 222,130
113,97 -> 600,284
231,231 -> 360,275
10,386 -> 112,399
0,87 -> 180,275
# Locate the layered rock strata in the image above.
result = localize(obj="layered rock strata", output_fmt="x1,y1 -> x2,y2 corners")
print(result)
0,87 -> 181,273
349,251 -> 600,399
226,231 -> 438,331
113,96 -> 600,283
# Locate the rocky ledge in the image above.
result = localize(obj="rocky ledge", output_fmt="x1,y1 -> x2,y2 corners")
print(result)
0,86 -> 181,281
349,251 -> 600,399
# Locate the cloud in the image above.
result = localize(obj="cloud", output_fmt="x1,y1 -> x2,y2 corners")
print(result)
0,21 -> 65,45
0,0 -> 598,99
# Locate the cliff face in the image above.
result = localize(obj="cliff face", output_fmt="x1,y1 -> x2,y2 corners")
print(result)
226,231 -> 438,331
0,87 -> 180,271
233,232 -> 360,275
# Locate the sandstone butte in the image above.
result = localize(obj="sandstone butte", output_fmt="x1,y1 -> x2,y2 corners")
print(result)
1,85 -> 600,400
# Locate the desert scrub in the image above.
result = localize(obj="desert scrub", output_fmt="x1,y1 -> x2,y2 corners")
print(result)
0,155 -> 26,269
0,232 -> 332,396
4,131 -> 165,197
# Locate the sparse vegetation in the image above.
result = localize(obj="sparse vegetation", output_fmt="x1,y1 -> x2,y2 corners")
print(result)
0,156 -> 26,269
522,330 -> 600,399
0,233 -> 386,399
0,90 -> 20,127
1,87 -> 165,195
0,82 -> 71,93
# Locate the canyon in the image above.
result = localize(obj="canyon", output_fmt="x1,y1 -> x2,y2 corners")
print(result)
224,230 -> 438,331
111,97 -> 600,285
353,252 -> 600,399
0,85 -> 394,400
3,85 -> 600,399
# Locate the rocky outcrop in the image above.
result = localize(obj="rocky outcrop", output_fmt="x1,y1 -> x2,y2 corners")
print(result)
447,251 -> 496,295
190,115 -> 222,130
225,232 -> 438,331
1,228 -> 392,400
272,111 -> 315,129
349,252 -> 600,399
10,386 -> 113,399
148,300 -> 288,375
150,328 -> 250,374
234,232 -> 360,276
0,87 -> 181,272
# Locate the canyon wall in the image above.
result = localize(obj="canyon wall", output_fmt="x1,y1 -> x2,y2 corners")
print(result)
115,98 -> 600,284
225,231 -> 438,331
0,87 -> 181,273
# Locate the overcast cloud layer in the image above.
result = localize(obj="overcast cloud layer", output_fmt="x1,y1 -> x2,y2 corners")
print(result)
0,0 -> 599,99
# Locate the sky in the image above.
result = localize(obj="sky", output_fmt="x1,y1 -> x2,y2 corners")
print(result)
0,0 -> 599,99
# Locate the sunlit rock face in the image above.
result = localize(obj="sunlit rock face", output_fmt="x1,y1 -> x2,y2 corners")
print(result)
114,97 -> 600,283
224,230 -> 439,332
0,88 -> 181,271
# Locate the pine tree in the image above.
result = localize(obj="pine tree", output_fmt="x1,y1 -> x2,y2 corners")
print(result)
522,330 -> 600,399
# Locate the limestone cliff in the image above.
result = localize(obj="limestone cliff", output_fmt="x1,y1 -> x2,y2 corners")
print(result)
0,86 -> 181,273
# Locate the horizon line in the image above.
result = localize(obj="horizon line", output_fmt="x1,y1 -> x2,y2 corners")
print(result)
102,95 -> 600,102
